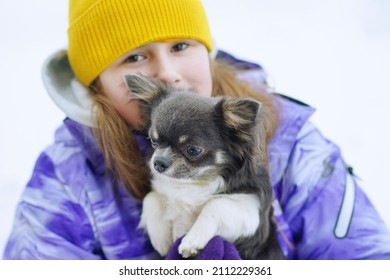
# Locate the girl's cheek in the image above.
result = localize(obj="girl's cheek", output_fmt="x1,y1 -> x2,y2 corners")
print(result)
117,101 -> 144,129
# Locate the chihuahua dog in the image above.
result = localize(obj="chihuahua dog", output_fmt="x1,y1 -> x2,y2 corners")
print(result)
124,74 -> 284,259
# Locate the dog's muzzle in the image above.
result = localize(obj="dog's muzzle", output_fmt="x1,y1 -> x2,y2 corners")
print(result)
153,156 -> 172,173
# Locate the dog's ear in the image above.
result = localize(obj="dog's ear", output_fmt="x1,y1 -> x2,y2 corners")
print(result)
219,97 -> 262,132
123,74 -> 172,132
217,97 -> 269,167
123,74 -> 162,106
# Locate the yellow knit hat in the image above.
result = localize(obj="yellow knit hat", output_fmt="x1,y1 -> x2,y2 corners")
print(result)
68,0 -> 213,85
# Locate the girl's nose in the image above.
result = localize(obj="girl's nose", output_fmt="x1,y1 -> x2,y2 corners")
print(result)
153,58 -> 181,85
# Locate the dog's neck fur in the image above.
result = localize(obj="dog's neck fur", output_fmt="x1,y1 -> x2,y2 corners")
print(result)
151,172 -> 226,207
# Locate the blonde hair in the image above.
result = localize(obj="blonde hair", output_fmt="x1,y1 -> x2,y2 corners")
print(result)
90,59 -> 279,200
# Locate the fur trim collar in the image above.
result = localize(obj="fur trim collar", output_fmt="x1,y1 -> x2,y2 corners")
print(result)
42,50 -> 96,127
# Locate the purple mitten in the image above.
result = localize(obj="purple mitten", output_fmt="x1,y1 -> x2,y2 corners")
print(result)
165,236 -> 241,260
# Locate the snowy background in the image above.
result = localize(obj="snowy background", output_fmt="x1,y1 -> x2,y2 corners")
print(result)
1,0 -> 389,255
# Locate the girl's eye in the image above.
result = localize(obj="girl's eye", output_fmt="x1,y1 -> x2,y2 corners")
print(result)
186,145 -> 203,157
172,42 -> 189,52
149,138 -> 159,148
125,54 -> 145,63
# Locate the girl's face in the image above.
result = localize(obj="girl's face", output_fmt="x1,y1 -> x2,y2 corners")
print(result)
98,40 -> 212,129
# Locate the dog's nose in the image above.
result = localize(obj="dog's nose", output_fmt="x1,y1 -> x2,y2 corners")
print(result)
153,157 -> 172,173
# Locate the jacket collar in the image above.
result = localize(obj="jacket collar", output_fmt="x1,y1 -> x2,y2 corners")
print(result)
268,95 -> 315,199
63,118 -> 105,174
62,118 -> 150,175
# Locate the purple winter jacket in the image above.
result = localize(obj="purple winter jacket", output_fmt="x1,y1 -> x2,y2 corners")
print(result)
3,51 -> 390,260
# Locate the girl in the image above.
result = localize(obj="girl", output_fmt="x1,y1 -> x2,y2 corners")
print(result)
4,0 -> 390,259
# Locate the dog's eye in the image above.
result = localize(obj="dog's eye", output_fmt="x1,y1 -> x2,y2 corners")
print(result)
186,145 -> 203,157
149,138 -> 159,148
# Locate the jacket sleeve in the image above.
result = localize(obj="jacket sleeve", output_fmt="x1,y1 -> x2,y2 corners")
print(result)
281,121 -> 390,259
3,148 -> 101,259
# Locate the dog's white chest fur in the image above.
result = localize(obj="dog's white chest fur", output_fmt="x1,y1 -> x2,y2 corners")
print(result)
139,173 -> 261,258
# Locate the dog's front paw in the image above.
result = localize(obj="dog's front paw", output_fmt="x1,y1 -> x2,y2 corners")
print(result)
146,218 -> 173,257
178,233 -> 210,258
149,234 -> 172,257
140,191 -> 173,256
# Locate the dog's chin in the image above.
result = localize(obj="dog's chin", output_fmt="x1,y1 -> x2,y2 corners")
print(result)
151,170 -> 197,183
151,169 -> 218,185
